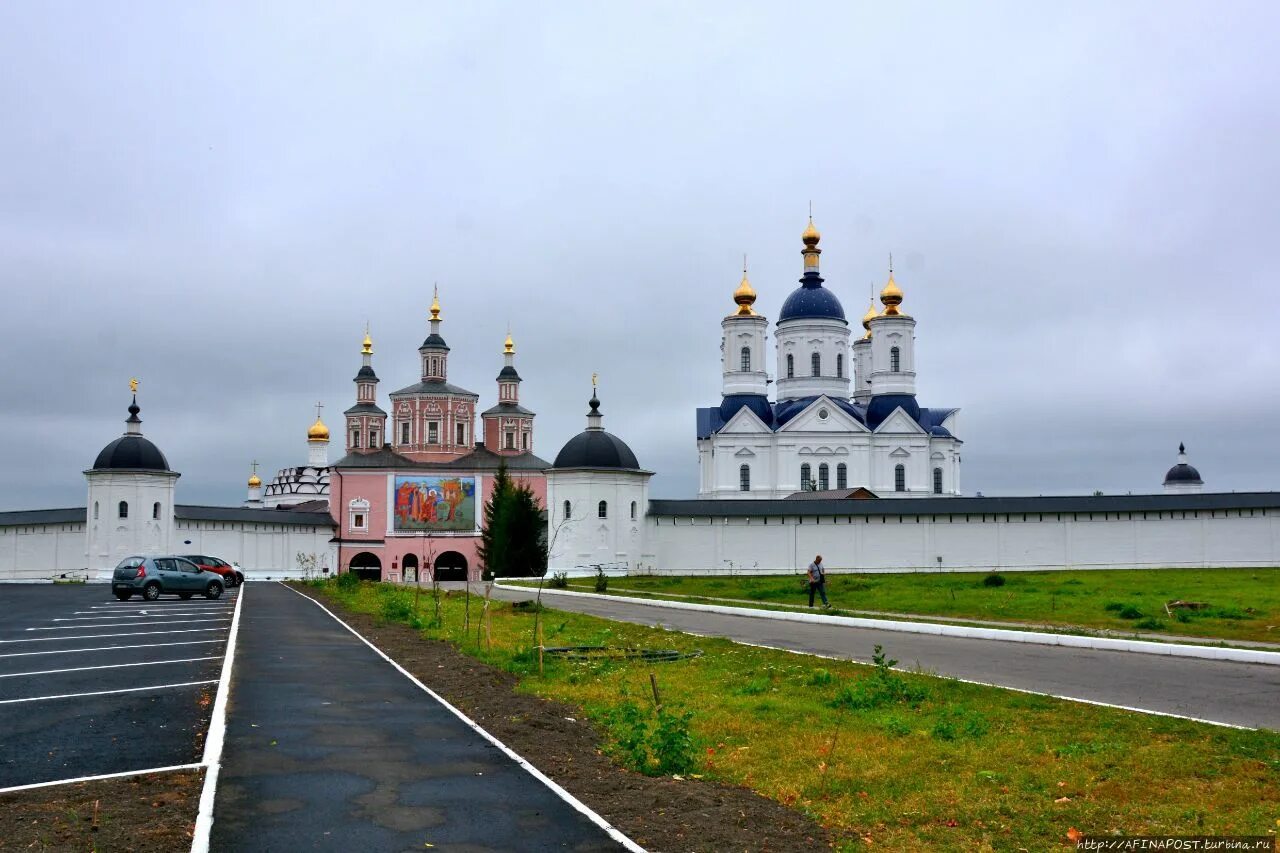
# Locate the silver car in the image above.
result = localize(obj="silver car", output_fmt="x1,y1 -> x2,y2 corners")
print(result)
111,556 -> 225,601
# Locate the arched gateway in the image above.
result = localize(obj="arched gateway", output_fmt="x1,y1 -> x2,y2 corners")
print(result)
402,553 -> 419,583
434,551 -> 468,582
349,551 -> 382,581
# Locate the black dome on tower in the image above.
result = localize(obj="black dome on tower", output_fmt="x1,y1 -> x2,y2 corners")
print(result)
552,393 -> 642,470
1163,443 -> 1203,484
91,396 -> 171,472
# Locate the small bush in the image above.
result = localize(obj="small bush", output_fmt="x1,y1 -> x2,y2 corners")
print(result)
603,701 -> 696,776
807,668 -> 834,687
594,566 -> 609,593
883,716 -> 913,738
982,573 -> 1006,588
1134,617 -> 1165,630
736,677 -> 770,696
834,645 -> 930,710
549,571 -> 569,589
336,572 -> 361,592
379,592 -> 414,622
1118,605 -> 1143,620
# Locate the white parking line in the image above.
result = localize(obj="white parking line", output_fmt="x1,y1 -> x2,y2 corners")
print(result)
0,628 -> 228,644
0,657 -> 219,679
0,640 -> 224,659
57,613 -> 229,621
76,608 -> 233,615
0,680 -> 218,705
0,763 -> 204,796
27,618 -> 231,631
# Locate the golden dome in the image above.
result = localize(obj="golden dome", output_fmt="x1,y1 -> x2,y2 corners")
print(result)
361,330 -> 373,355
248,472 -> 262,488
880,257 -> 904,315
861,298 -> 878,338
307,417 -> 330,443
429,285 -> 442,321
801,216 -> 821,247
504,331 -> 515,354
733,263 -> 757,315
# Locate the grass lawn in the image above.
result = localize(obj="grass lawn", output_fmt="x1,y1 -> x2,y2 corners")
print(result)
516,568 -> 1280,644
313,578 -> 1280,851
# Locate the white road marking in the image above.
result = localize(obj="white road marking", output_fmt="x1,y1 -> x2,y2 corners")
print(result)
191,577 -> 246,853
0,640 -> 223,659
27,618 -> 231,631
57,613 -> 228,621
0,680 -> 218,705
277,583 -> 646,853
0,628 -> 228,645
0,763 -> 204,795
0,656 -> 219,679
76,608 -> 232,615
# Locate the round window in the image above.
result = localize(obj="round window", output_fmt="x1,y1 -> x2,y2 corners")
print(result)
818,408 -> 829,420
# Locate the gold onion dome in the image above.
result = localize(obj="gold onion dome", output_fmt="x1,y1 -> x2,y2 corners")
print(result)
307,417 -> 330,442
429,286 -> 442,321
247,472 -> 262,487
361,330 -> 373,355
880,259 -> 904,315
801,217 -> 821,246
504,331 -> 515,354
733,266 -> 757,315
862,299 -> 878,338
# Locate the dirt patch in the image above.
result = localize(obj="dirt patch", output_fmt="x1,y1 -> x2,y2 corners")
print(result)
311,588 -> 831,852
0,769 -> 202,852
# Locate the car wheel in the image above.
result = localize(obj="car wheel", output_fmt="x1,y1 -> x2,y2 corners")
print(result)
225,574 -> 237,587
143,582 -> 162,601
235,572 -> 245,586
205,581 -> 223,600
114,591 -> 132,601
179,592 -> 193,600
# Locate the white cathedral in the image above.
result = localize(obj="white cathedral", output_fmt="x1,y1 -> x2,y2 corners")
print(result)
697,219 -> 961,499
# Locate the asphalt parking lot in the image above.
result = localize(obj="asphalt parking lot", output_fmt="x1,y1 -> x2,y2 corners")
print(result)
0,583 -> 237,789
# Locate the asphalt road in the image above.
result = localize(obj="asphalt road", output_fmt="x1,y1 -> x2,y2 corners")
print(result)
0,583 -> 234,789
490,586 -> 1280,731
210,582 -> 621,851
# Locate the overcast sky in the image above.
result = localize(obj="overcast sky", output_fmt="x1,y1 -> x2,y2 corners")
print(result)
2,1 -> 1277,511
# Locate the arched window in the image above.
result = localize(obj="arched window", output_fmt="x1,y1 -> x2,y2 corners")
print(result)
786,354 -> 794,378
800,464 -> 812,490
563,500 -> 571,520
739,464 -> 750,492
895,464 -> 906,492
456,423 -> 465,446
836,353 -> 844,378
740,347 -> 751,371
630,501 -> 637,520
152,502 -> 161,520
933,467 -> 943,494
93,502 -> 99,520
118,501 -> 129,519
810,352 -> 821,376
837,463 -> 847,490
891,346 -> 901,372
818,463 -> 829,491
598,500 -> 608,519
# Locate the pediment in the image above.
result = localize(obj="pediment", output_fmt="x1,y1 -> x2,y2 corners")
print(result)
720,405 -> 772,435
779,397 -> 868,434
734,447 -> 757,458
873,407 -> 927,435
889,446 -> 912,458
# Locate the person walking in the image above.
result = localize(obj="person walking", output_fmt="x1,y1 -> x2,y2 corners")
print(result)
806,555 -> 829,608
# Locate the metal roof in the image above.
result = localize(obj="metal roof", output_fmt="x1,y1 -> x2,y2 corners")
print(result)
650,492 -> 1280,518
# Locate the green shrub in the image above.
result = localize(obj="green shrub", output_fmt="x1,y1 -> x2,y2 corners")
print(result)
982,573 -> 1006,587
1103,601 -> 1124,612
1118,605 -> 1143,620
833,645 -> 930,710
549,571 -> 569,589
1134,617 -> 1165,630
336,571 -> 361,592
379,592 -> 414,622
883,716 -> 912,738
736,676 -> 770,696
594,566 -> 609,593
603,701 -> 696,776
807,668 -> 834,687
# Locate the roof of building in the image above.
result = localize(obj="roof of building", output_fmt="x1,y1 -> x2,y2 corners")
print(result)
344,402 -> 388,417
497,365 -> 521,381
354,365 -> 379,382
388,379 -> 478,399
698,396 -> 958,439
553,430 -> 642,470
0,504 -> 334,528
784,488 -> 879,500
92,435 -> 172,473
778,277 -> 847,323
1164,444 -> 1203,484
332,443 -> 550,472
482,402 -> 536,417
420,333 -> 449,349
650,492 -> 1280,518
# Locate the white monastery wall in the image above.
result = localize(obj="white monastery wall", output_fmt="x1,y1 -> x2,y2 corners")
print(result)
0,522 -> 87,581
643,507 -> 1280,574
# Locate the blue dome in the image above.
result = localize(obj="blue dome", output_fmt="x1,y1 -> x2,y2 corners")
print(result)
866,394 -> 921,430
778,276 -> 846,323
719,394 -> 774,427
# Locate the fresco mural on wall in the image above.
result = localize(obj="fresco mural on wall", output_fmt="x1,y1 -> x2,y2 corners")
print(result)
393,476 -> 476,532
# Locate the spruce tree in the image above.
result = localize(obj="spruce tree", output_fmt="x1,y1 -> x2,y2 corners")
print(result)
504,483 -> 548,577
477,461 -> 513,578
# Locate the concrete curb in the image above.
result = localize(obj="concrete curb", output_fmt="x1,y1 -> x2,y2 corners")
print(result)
494,584 -> 1280,667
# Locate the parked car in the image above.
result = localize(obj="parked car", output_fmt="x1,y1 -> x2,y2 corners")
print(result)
179,554 -> 244,587
112,556 -> 225,601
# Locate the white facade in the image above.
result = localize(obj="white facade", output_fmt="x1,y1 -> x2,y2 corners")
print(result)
546,469 -> 651,572
85,470 -> 179,571
774,317 -> 852,401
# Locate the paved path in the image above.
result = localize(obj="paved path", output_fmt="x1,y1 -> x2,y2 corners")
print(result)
490,586 -> 1280,730
210,583 -> 621,851
0,584 -> 232,789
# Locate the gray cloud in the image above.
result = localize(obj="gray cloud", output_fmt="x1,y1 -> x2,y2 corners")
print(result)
2,1 -> 1277,510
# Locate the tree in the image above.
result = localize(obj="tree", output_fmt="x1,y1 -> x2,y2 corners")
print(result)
477,461 -> 514,577
504,483 -> 548,578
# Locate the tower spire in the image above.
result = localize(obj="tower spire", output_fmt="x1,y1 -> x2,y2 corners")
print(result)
801,211 -> 822,278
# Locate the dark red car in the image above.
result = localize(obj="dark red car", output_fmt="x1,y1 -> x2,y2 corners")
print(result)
180,555 -> 244,587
